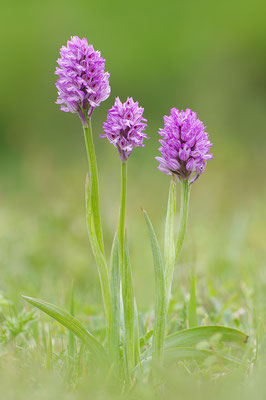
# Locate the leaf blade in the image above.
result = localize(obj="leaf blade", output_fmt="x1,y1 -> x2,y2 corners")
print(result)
22,295 -> 108,367
164,178 -> 176,299
122,235 -> 138,371
143,209 -> 166,362
109,233 -> 120,368
165,326 -> 248,350
85,174 -> 111,328
141,325 -> 248,360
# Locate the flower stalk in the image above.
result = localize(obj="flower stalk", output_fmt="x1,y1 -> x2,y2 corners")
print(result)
83,117 -> 111,336
157,107 -> 212,324
55,35 -> 112,334
164,178 -> 191,305
165,178 -> 191,313
83,117 -> 105,255
118,162 -> 135,375
175,179 -> 190,264
101,97 -> 147,378
118,162 -> 127,268
85,170 -> 111,331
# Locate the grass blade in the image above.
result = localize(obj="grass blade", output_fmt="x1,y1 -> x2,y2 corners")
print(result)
133,298 -> 140,369
46,325 -> 53,371
22,296 -> 108,367
68,283 -> 75,358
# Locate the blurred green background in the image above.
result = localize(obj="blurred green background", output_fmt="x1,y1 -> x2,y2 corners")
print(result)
1,0 -> 266,317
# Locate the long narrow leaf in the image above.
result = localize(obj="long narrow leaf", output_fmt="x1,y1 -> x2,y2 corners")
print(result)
83,122 -> 105,255
133,298 -> 140,368
22,296 -> 108,367
165,326 -> 248,350
85,174 -> 111,327
122,235 -> 136,372
109,233 -> 120,368
142,325 -> 248,360
143,209 -> 166,362
164,178 -> 176,299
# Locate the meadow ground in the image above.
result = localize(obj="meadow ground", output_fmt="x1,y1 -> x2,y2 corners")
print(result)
1,0 -> 266,397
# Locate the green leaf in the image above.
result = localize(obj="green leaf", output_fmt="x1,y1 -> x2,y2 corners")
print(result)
123,236 -> 138,371
22,296 -> 108,367
133,298 -> 140,367
164,177 -> 176,298
188,274 -> 197,328
165,326 -> 248,350
141,325 -> 248,361
136,326 -> 247,374
83,121 -> 105,255
109,233 -> 120,367
85,174 -> 111,327
143,209 -> 166,361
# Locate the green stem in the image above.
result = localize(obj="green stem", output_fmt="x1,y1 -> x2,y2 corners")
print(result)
165,178 -> 190,308
83,118 -> 105,255
117,162 -> 135,376
175,179 -> 190,264
85,176 -> 111,330
118,161 -> 127,269
123,238 -> 135,374
83,117 -> 111,332
118,162 -> 127,373
118,162 -> 130,373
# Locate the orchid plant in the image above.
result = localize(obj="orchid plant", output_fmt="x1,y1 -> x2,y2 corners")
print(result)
23,36 -> 247,389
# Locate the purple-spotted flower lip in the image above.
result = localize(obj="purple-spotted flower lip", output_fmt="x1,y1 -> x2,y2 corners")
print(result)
101,97 -> 148,161
55,36 -> 110,122
156,108 -> 213,184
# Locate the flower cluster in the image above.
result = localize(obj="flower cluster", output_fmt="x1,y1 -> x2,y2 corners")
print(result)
55,36 -> 110,122
101,97 -> 148,161
156,108 -> 213,183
